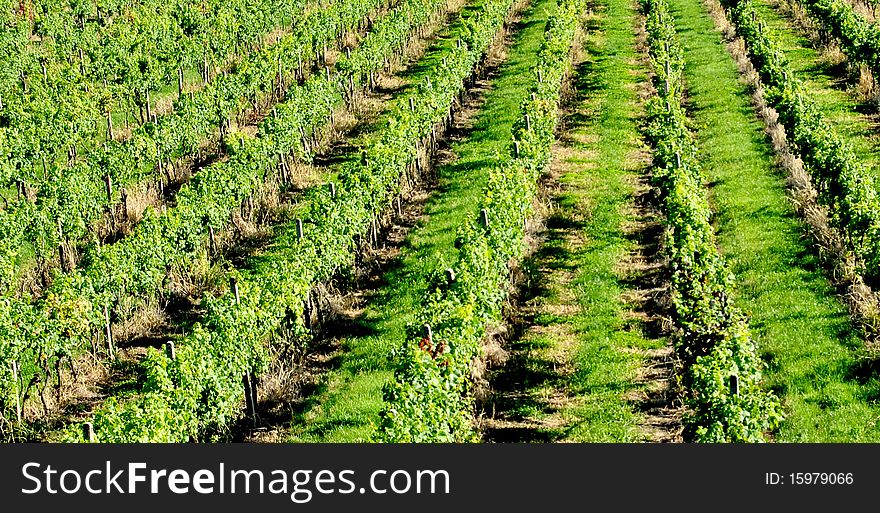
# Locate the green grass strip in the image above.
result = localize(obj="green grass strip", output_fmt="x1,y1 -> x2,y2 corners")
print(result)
751,0 -> 880,173
670,0 -> 880,441
520,0 -> 664,442
287,0 -> 559,443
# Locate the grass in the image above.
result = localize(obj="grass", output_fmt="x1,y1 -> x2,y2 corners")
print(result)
556,0 -> 665,442
669,0 -> 880,441
286,0 -> 559,442
750,0 -> 880,173
484,0 -> 666,442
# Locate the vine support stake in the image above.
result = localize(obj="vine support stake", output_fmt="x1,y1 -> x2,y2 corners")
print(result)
278,58 -> 284,92
178,67 -> 184,96
242,372 -> 257,426
58,242 -> 67,273
409,97 -> 415,112
525,114 -> 531,131
480,208 -> 489,228
231,277 -> 240,304
329,182 -> 336,197
514,141 -> 521,158
675,151 -> 682,168
106,111 -> 114,140
10,362 -> 21,427
165,341 -> 176,361
730,375 -> 739,396
104,175 -> 112,204
83,422 -> 94,442
103,305 -> 115,357
423,324 -> 433,344
208,225 -> 217,256
296,219 -> 303,241
279,153 -> 289,182
445,268 -> 456,283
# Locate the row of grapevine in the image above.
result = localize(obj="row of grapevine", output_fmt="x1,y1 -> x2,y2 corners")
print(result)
1,0 -> 305,193
641,0 -> 780,442
64,0 -> 515,443
0,0 -> 398,296
0,0 -> 427,438
378,0 -> 585,442
719,0 -> 880,283
791,0 -> 880,80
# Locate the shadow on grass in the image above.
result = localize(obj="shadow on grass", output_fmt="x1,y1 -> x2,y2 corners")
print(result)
481,23 -> 613,442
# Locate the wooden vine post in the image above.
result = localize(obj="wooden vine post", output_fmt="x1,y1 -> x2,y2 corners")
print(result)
236,287 -> 258,426
57,218 -> 67,272
208,225 -> 217,256
10,362 -> 21,427
103,305 -> 115,357
231,277 -> 240,304
106,111 -> 114,140
83,422 -> 94,442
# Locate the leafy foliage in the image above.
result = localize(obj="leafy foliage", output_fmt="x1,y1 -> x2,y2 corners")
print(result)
0,0 -> 399,439
642,0 -> 781,442
58,0 -> 484,442
378,0 -> 584,442
720,0 -> 880,282
0,0 -> 392,295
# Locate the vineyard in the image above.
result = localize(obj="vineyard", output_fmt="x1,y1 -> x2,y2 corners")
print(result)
3,0 -> 880,443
